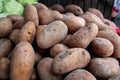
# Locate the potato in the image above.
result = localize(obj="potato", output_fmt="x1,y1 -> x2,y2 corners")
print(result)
88,58 -> 119,79
0,17 -> 13,37
0,38 -> 12,57
0,57 -> 10,80
109,75 -> 120,80
13,18 -> 25,29
52,48 -> 90,74
32,3 -> 48,10
62,34 -> 72,45
66,23 -> 98,48
10,41 -> 35,80
64,69 -> 96,80
35,52 -> 42,65
50,4 -> 65,13
50,43 -> 68,57
90,37 -> 114,57
97,30 -> 120,58
24,5 -> 39,26
65,5 -> 83,16
30,69 -> 37,80
37,57 -> 61,80
18,21 -> 36,44
37,21 -> 68,49
62,16 -> 85,33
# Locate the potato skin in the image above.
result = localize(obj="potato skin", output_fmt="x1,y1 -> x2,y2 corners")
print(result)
37,21 -> 68,49
0,38 -> 12,57
10,41 -> 35,80
109,75 -> 120,80
13,19 -> 24,29
37,57 -> 61,80
66,23 -> 98,48
90,37 -> 114,57
88,58 -> 119,79
64,69 -> 96,80
32,3 -> 48,10
0,18 -> 13,37
52,48 -> 90,74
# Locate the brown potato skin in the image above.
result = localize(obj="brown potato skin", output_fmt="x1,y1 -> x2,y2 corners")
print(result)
88,58 -> 119,79
66,23 -> 98,48
37,57 -> 61,80
62,34 -> 72,45
64,69 -> 96,80
0,57 -> 10,80
13,19 -> 24,29
18,21 -> 36,44
32,3 -> 48,10
109,75 -> 120,80
50,43 -> 68,57
10,41 -> 35,80
90,37 -> 114,57
35,52 -> 42,65
52,48 -> 90,75
97,30 -> 120,58
0,18 -> 13,37
0,38 -> 12,57
24,5 -> 39,26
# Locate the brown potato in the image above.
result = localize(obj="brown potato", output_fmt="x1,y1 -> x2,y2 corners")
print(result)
37,57 -> 61,80
64,69 -> 96,80
90,37 -> 114,57
109,75 -> 120,80
65,5 -> 83,16
36,21 -> 68,49
0,38 -> 12,57
97,30 -> 120,58
52,48 -> 90,74
30,69 -> 37,80
35,52 -> 42,65
62,34 -> 72,45
66,23 -> 98,48
13,18 -> 25,29
32,3 -> 48,10
88,58 -> 119,79
50,43 -> 68,57
10,41 -> 35,80
24,4 -> 39,26
0,57 -> 10,80
18,21 -> 36,44
0,17 -> 13,37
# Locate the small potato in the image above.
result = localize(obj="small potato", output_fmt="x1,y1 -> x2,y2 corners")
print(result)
66,23 -> 98,48
32,3 -> 48,10
0,38 -> 12,57
18,21 -> 36,44
0,57 -> 10,80
62,16 -> 85,33
64,69 -> 96,80
24,5 -> 39,26
30,69 -> 37,80
37,57 -> 61,80
65,5 -> 83,16
50,43 -> 68,57
0,18 -> 13,37
88,58 -> 119,79
37,21 -> 68,49
10,41 -> 35,80
52,48 -> 90,74
90,37 -> 114,57
35,52 -> 42,65
13,18 -> 25,29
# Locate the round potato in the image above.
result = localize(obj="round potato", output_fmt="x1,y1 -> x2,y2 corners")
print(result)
52,48 -> 90,74
10,41 -> 35,80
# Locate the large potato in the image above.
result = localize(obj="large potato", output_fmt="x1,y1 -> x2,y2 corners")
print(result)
37,57 -> 61,80
0,38 -> 12,57
36,21 -> 68,49
97,30 -> 120,58
88,58 -> 119,79
64,69 -> 96,80
90,37 -> 114,57
52,48 -> 90,74
24,5 -> 39,26
0,17 -> 13,37
10,41 -> 35,80
66,23 -> 98,48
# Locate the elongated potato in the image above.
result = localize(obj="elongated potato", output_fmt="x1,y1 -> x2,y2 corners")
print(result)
24,5 -> 39,26
18,21 -> 36,44
37,21 -> 68,49
0,38 -> 12,57
52,48 -> 90,74
37,57 -> 61,80
97,30 -> 120,58
10,41 -> 35,80
66,23 -> 98,48
64,69 -> 96,80
32,3 -> 48,10
88,58 -> 119,79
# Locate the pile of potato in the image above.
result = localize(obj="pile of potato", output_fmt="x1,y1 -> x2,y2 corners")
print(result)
0,3 -> 120,80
